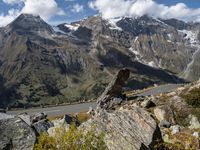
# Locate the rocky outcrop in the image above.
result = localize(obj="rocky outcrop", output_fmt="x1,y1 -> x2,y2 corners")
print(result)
82,69 -> 163,150
97,68 -> 130,110
0,117 -> 36,150
0,111 -> 56,150
82,107 -> 162,150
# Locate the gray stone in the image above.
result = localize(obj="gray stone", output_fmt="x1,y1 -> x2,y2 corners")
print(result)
17,113 -> 31,126
0,118 -> 36,150
159,120 -> 171,128
0,113 -> 14,120
192,132 -> 199,138
0,109 -> 6,113
81,107 -> 162,150
141,99 -> 156,108
170,125 -> 181,135
87,107 -> 95,116
189,115 -> 200,129
64,114 -> 80,126
97,68 -> 130,110
154,105 -> 175,124
32,119 -> 54,135
31,112 -> 47,123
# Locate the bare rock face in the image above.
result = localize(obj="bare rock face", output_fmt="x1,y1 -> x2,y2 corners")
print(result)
0,117 -> 36,150
97,68 -> 130,110
82,107 -> 162,150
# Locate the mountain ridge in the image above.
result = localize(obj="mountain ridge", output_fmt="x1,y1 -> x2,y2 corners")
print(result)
1,13 -> 198,108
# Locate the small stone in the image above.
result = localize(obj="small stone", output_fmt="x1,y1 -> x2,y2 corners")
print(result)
170,125 -> 181,135
192,132 -> 199,138
159,120 -> 171,128
189,115 -> 200,129
87,107 -> 95,116
141,100 -> 156,108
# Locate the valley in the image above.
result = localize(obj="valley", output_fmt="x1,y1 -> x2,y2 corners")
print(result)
1,14 -> 199,108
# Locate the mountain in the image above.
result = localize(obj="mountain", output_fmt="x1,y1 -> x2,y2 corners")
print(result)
1,13 -> 199,108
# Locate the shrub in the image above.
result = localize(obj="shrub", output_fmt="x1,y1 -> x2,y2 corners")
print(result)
181,87 -> 200,108
34,125 -> 107,150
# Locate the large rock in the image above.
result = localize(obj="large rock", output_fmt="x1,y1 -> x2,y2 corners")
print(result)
32,119 -> 54,135
81,107 -> 162,150
17,113 -> 31,126
154,105 -> 175,124
0,113 -> 14,120
97,68 -> 130,110
47,114 -> 80,137
31,112 -> 47,123
0,118 -> 36,150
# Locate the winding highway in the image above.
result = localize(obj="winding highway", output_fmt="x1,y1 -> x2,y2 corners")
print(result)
7,102 -> 97,117
7,84 -> 183,117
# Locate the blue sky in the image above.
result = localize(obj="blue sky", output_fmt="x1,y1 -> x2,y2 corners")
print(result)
0,0 -> 200,27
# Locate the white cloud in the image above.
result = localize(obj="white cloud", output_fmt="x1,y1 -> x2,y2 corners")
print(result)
71,4 -> 84,13
0,9 -> 20,27
21,0 -> 65,20
89,0 -> 200,22
0,0 -> 65,27
2,0 -> 23,5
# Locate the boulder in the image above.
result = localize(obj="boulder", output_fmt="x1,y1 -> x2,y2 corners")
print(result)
0,113 -> 14,120
64,114 -> 80,126
31,112 -> 47,123
154,105 -> 175,124
47,116 -> 72,137
154,107 -> 166,122
32,119 -> 54,135
81,107 -> 162,150
97,68 -> 130,110
17,113 -> 31,126
0,118 -> 36,150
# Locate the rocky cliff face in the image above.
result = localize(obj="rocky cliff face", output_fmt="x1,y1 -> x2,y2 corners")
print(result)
0,14 -> 189,108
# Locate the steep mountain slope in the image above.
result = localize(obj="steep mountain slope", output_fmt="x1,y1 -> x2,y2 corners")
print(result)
59,15 -> 200,80
0,14 -> 190,108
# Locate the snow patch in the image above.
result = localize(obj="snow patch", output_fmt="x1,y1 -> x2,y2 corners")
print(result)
65,23 -> 80,31
178,30 -> 198,46
107,18 -> 122,31
148,61 -> 157,67
129,47 -> 140,56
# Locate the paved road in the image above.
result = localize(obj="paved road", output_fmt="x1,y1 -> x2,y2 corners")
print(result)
7,102 -> 97,117
136,84 -> 182,97
7,84 -> 183,117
